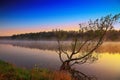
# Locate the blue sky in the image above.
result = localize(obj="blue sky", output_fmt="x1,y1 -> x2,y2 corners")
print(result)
0,0 -> 120,36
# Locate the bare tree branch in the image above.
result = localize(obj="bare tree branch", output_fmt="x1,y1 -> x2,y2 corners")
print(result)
56,14 -> 120,80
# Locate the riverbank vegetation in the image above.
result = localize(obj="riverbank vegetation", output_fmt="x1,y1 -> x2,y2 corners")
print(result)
0,29 -> 120,41
0,60 -> 71,80
10,29 -> 120,41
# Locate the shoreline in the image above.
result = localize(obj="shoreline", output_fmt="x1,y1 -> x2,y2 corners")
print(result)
0,60 -> 71,80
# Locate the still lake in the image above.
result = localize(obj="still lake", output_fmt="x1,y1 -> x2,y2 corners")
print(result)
0,41 -> 120,80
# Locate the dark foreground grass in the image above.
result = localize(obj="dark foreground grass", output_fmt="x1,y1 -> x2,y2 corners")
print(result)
0,60 -> 71,80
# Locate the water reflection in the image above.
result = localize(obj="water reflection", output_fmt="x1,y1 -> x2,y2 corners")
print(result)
76,53 -> 120,80
0,43 -> 120,80
0,44 -> 61,69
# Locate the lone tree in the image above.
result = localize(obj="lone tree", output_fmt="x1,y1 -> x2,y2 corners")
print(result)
56,14 -> 120,80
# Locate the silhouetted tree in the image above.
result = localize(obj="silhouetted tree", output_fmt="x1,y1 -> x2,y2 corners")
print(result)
56,14 -> 120,80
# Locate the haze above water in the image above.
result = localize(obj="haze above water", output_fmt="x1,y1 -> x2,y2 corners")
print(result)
0,40 -> 120,80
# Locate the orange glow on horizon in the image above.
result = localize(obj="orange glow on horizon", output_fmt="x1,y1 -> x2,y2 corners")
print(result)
0,26 -> 79,36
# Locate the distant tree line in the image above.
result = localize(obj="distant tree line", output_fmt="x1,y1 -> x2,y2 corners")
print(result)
10,29 -> 120,41
0,36 -> 11,40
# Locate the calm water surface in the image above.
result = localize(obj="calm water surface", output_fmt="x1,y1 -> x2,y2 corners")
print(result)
0,43 -> 120,80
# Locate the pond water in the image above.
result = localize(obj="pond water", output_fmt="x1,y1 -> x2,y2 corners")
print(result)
0,42 -> 120,80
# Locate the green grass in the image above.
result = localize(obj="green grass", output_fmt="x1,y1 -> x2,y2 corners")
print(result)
0,60 -> 71,80
0,60 -> 31,80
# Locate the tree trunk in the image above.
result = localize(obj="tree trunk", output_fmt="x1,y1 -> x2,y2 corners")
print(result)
60,61 -> 71,71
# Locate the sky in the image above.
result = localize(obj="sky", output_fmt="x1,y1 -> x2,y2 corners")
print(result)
0,0 -> 120,36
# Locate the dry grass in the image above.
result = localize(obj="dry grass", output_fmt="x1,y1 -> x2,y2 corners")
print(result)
31,70 -> 72,80
0,60 -> 72,80
51,71 -> 72,80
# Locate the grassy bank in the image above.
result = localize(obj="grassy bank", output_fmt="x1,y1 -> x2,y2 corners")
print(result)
0,60 -> 71,80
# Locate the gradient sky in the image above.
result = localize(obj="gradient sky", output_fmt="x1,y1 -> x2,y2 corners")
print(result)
0,0 -> 120,36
